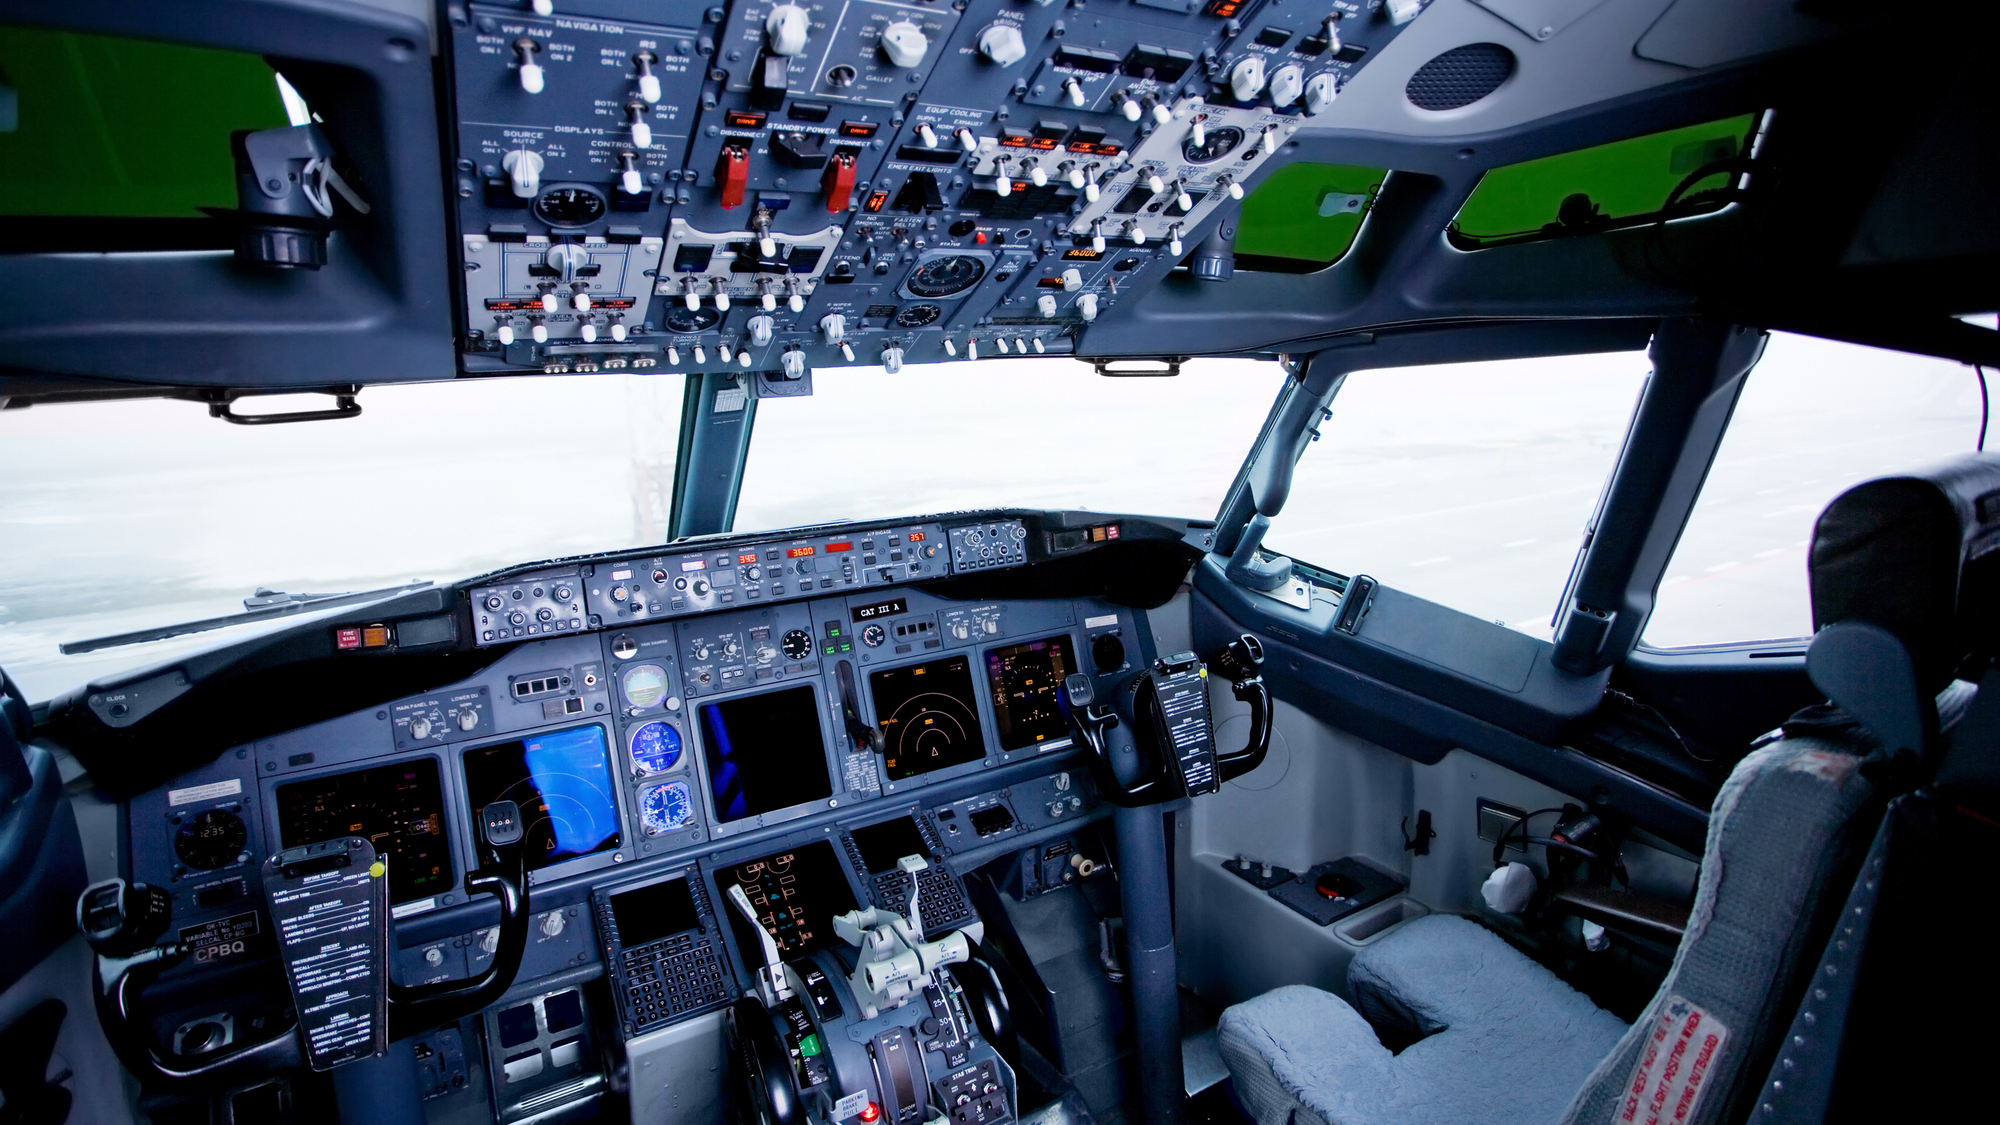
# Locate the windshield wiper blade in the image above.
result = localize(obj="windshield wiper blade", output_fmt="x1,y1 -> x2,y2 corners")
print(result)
58,581 -> 436,656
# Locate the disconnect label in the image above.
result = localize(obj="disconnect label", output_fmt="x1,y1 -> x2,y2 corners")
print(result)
1615,995 -> 1729,1125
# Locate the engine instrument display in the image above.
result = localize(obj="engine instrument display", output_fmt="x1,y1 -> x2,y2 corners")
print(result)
628,720 -> 683,775
639,780 -> 696,836
717,840 -> 858,957
985,634 -> 1078,752
276,758 -> 453,905
698,684 -> 833,824
870,654 -> 986,781
462,725 -> 622,871
609,876 -> 702,948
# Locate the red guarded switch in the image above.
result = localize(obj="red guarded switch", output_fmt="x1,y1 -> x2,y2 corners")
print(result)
822,153 -> 856,213
717,144 -> 750,209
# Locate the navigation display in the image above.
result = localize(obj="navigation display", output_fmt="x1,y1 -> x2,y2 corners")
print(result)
276,758 -> 453,905
871,655 -> 986,780
610,877 -> 701,948
718,840 -> 858,957
462,725 -> 621,871
985,634 -> 1078,752
698,684 -> 833,824
849,816 -> 931,875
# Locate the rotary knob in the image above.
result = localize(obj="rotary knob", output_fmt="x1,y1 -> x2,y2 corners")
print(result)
410,716 -> 433,740
1230,55 -> 1267,102
481,928 -> 500,954
951,621 -> 970,640
766,3 -> 810,56
554,585 -> 573,602
723,640 -> 740,657
509,609 -> 527,625
691,579 -> 710,597
537,607 -> 554,622
982,619 -> 1000,635
425,947 -> 444,966
540,911 -> 565,937
878,20 -> 929,68
485,594 -> 504,611
978,23 -> 1027,66
694,643 -> 712,660
747,566 -> 763,581
458,709 -> 480,732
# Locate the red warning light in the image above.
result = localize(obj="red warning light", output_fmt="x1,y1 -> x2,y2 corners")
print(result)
859,1105 -> 881,1123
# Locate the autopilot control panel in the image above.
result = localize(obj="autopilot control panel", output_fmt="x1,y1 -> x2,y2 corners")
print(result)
444,0 -> 1427,377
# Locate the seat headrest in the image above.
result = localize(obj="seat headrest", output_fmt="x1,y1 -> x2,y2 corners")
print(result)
1810,453 -> 2000,693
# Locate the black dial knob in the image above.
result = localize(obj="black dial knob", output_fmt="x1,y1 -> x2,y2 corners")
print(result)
1091,632 -> 1125,673
485,595 -> 504,611
537,607 -> 554,622
555,586 -> 574,602
509,610 -> 527,626
782,629 -> 812,660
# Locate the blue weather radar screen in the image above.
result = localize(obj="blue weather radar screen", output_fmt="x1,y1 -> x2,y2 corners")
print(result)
640,781 -> 695,836
629,720 -> 682,776
462,725 -> 621,870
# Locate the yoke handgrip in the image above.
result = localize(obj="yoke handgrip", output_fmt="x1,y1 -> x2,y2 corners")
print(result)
1212,634 -> 1272,782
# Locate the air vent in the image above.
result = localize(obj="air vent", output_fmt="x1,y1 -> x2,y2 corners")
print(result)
1405,43 -> 1515,111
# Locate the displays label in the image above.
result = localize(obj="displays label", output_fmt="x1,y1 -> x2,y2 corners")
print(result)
169,779 -> 242,807
852,597 -> 908,622
180,911 -> 260,964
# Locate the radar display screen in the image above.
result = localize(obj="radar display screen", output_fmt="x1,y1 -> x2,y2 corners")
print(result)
718,839 -> 858,957
276,758 -> 453,905
870,655 -> 986,780
986,634 -> 1078,752
698,684 -> 833,824
849,816 -> 931,875
462,725 -> 621,872
610,877 -> 701,949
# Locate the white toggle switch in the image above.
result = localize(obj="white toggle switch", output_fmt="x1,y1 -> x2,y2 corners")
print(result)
1063,78 -> 1086,107
1120,97 -> 1142,122
1230,56 -> 1267,102
631,119 -> 652,149
1304,72 -> 1339,116
1387,0 -> 1423,25
957,128 -> 978,153
1085,179 -> 1100,203
1263,127 -> 1279,154
789,292 -> 805,312
761,291 -> 778,311
497,324 -> 515,345
1030,163 -> 1048,187
1270,64 -> 1304,108
611,322 -> 627,342
532,322 -> 549,343
1224,178 -> 1245,200
918,123 -> 938,148
882,345 -> 905,374
1079,292 -> 1098,321
718,344 -> 733,364
532,0 -> 552,14
879,20 -> 929,68
573,292 -> 591,311
684,289 -> 700,311
637,71 -> 660,104
1037,293 -> 1057,317
944,338 -> 957,357
995,176 -> 1012,198
1067,164 -> 1086,189
759,232 -> 778,256
1176,186 -> 1194,211
1129,225 -> 1146,245
1147,172 -> 1165,194
838,341 -> 855,361
739,350 -> 752,367
1014,338 -> 1029,354
967,339 -> 979,359
1151,102 -> 1172,125
1033,337 -> 1045,353
666,345 -> 680,364
540,292 -> 559,314
581,322 -> 597,342
620,163 -> 644,196
714,291 -> 730,312
766,4 -> 810,56
748,314 -> 775,346
1091,230 -> 1106,253
979,23 -> 1027,66
519,60 -> 545,95
1192,118 -> 1206,146
692,344 -> 705,364
1170,229 -> 1184,256
1061,268 -> 1082,292
819,313 -> 846,343
502,149 -> 543,198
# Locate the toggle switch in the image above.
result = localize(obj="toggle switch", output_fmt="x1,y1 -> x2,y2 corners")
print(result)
610,322 -> 627,342
496,323 -> 516,345
917,123 -> 938,148
633,52 -> 661,104
628,103 -> 652,149
580,322 -> 597,342
1063,78 -> 1086,107
572,291 -> 592,312
532,322 -> 550,343
957,128 -> 978,153
515,40 -> 544,95
1119,95 -> 1142,122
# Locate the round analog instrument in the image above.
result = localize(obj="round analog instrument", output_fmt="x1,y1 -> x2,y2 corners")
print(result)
862,623 -> 887,647
663,305 -> 723,333
1182,126 -> 1245,164
622,664 -> 669,710
174,809 -> 246,870
639,781 -> 695,836
533,185 -> 608,227
782,629 -> 813,660
895,304 -> 942,327
1091,632 -> 1126,674
629,720 -> 683,775
906,255 -> 987,298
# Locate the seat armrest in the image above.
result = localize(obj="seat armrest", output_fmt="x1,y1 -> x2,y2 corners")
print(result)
1551,883 -> 1689,944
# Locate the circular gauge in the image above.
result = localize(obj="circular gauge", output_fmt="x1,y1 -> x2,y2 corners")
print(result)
533,184 -> 608,227
1183,126 -> 1245,164
622,664 -> 669,709
1092,632 -> 1126,674
906,255 -> 987,298
782,629 -> 813,660
175,809 -> 246,870
862,623 -> 887,647
895,304 -> 942,327
663,305 -> 723,333
639,781 -> 695,836
611,634 -> 638,660
629,720 -> 683,775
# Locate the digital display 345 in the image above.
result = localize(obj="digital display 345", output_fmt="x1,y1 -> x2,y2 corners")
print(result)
870,655 -> 987,780
985,634 -> 1078,752
276,758 -> 453,905
462,725 -> 622,871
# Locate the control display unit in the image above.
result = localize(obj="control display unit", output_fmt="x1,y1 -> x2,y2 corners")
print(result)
597,872 -> 732,1034
871,654 -> 985,780
717,840 -> 858,958
985,634 -> 1078,752
275,759 -> 453,905
699,684 -> 833,823
461,725 -> 622,870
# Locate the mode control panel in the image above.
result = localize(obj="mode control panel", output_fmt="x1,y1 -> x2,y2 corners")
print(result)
472,572 -> 591,644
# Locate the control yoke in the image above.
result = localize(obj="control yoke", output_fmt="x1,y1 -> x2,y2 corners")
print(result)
1067,633 -> 1272,807
386,799 -> 531,1039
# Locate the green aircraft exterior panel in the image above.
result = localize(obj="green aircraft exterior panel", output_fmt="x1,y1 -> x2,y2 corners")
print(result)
1449,114 -> 1759,247
0,26 -> 290,217
1233,162 -> 1387,267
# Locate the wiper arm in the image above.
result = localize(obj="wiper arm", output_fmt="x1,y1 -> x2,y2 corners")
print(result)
58,581 -> 436,655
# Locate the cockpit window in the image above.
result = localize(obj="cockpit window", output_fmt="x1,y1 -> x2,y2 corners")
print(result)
1642,333 -> 1984,649
1264,352 -> 1651,639
0,376 -> 683,701
732,357 -> 1286,534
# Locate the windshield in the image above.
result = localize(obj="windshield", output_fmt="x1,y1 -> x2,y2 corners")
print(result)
0,376 -> 682,702
733,357 -> 1285,533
